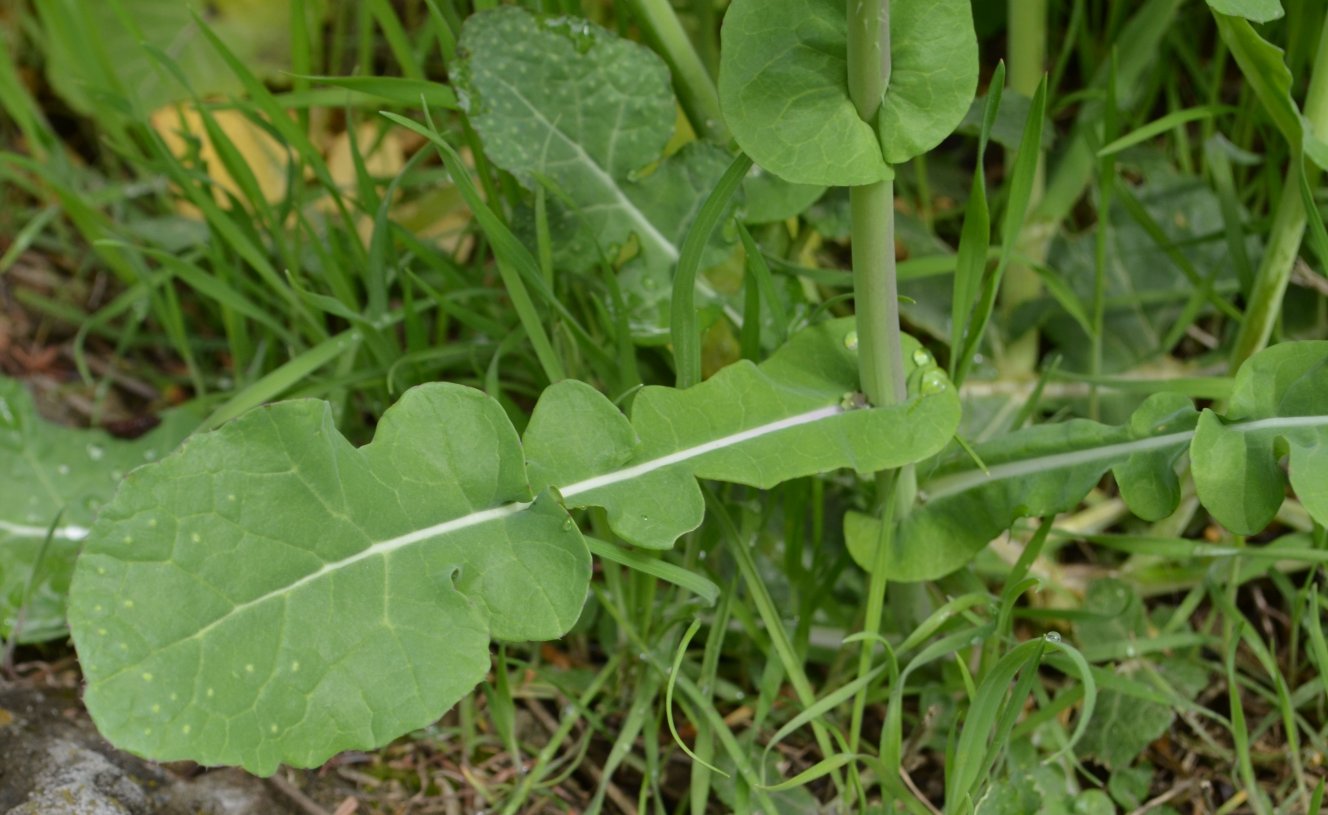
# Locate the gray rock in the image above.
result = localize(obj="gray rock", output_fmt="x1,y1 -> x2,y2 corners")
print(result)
0,683 -> 295,815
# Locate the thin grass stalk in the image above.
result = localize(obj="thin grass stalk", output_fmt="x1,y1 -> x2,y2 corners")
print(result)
1001,0 -> 1049,376
623,0 -> 729,141
1231,14 -> 1328,368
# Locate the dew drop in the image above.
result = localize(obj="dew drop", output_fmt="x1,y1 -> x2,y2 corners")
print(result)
110,469 -> 124,481
1044,631 -> 1061,643
1125,645 -> 1137,658
143,449 -> 157,461
911,348 -> 931,366
637,652 -> 647,661
697,550 -> 707,561
843,331 -> 859,350
921,370 -> 948,395
86,443 -> 105,461
734,691 -> 745,700
55,464 -> 70,476
562,518 -> 574,532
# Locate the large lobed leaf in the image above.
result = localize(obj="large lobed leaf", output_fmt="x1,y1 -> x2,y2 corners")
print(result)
0,378 -> 195,643
68,319 -> 959,773
717,0 -> 977,185
850,341 -> 1328,580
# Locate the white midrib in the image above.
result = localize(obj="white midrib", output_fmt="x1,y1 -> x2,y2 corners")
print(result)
101,403 -> 844,650
490,74 -> 677,263
490,77 -> 745,329
923,415 -> 1328,501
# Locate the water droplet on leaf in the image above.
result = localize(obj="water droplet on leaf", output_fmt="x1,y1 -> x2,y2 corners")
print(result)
843,331 -> 858,350
56,464 -> 70,476
86,443 -> 105,461
1045,631 -> 1061,643
911,348 -> 930,366
921,371 -> 948,395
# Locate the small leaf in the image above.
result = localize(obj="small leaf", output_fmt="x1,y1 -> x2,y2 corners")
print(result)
852,341 -> 1328,579
872,0 -> 979,165
718,0 -> 976,185
848,391 -> 1200,581
1192,341 -> 1328,534
1205,0 -> 1284,23
68,319 -> 959,772
1212,12 -> 1328,169
0,378 -> 195,643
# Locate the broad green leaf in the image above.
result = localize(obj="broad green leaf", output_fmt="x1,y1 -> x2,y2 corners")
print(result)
1192,341 -> 1328,534
68,319 -> 959,772
0,378 -> 196,643
70,385 -> 590,775
37,0 -> 297,114
718,0 -> 977,185
455,9 -> 735,283
1212,12 -> 1328,169
1205,0 -> 1284,23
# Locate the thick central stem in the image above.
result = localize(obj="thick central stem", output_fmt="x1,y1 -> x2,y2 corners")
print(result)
847,0 -> 904,407
850,183 -> 905,404
847,0 -> 914,765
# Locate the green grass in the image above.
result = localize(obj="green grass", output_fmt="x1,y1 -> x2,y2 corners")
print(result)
2,0 -> 1327,812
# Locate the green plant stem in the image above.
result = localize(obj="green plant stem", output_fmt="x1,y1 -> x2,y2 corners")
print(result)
1231,16 -> 1328,368
846,0 -> 915,766
1001,0 -> 1049,377
850,182 -> 906,405
846,0 -> 902,406
623,0 -> 729,142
